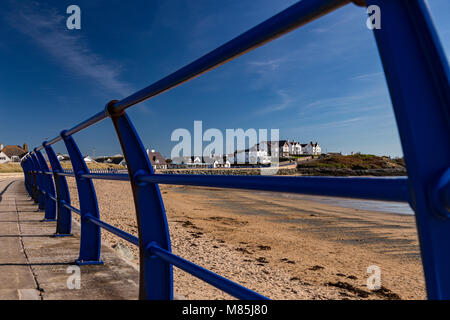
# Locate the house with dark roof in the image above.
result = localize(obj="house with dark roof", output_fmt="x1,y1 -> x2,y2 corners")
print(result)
304,141 -> 322,155
147,149 -> 167,170
0,143 -> 28,163
231,139 -> 321,163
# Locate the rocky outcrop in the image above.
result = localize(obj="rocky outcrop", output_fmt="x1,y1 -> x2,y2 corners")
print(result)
296,167 -> 407,176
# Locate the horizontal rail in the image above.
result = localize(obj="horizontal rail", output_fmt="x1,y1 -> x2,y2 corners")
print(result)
37,110 -> 109,151
56,172 -> 75,177
110,0 -> 350,114
64,110 -> 109,138
54,172 -> 128,180
147,243 -> 269,300
136,174 -> 412,203
62,202 -> 81,215
86,214 -> 139,246
80,173 -> 130,181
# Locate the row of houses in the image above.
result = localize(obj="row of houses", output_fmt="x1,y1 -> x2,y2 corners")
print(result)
233,140 -> 321,164
7,139 -> 320,169
171,155 -> 231,168
0,143 -> 28,164
168,140 -> 322,168
272,140 -> 321,157
88,149 -> 168,170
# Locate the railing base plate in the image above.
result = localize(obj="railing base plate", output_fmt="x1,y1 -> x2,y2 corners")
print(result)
52,233 -> 73,237
75,259 -> 104,266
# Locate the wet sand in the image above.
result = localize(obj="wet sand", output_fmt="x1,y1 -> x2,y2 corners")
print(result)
65,179 -> 425,300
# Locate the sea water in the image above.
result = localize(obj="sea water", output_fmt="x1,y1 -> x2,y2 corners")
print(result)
259,192 -> 414,215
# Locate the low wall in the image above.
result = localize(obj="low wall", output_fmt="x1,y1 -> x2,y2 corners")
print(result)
159,168 -> 265,176
158,167 -> 407,176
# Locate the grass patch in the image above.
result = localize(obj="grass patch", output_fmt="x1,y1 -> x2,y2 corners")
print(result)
297,154 -> 405,170
59,162 -> 124,170
0,163 -> 23,173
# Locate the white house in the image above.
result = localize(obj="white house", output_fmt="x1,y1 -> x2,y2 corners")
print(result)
213,159 -> 231,168
233,145 -> 271,165
280,141 -> 290,157
291,141 -> 303,155
250,140 -> 320,158
0,144 -> 28,163
147,149 -> 168,170
0,144 -> 10,164
0,150 -> 10,164
84,155 -> 96,163
304,142 -> 322,155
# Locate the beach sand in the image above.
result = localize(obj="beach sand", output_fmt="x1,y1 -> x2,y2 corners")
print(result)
65,178 -> 426,300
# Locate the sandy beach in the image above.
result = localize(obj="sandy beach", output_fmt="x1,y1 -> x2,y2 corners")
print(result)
63,177 -> 426,300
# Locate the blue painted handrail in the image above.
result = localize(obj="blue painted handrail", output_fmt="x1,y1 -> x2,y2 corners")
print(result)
21,0 -> 450,299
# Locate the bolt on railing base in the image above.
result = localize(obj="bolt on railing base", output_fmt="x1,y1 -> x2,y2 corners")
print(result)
52,233 -> 73,238
75,259 -> 104,266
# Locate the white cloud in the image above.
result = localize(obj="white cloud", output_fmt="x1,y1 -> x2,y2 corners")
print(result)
247,58 -> 285,71
5,2 -> 132,98
349,72 -> 383,81
255,89 -> 296,115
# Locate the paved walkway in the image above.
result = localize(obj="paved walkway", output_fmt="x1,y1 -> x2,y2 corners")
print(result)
0,177 -> 139,300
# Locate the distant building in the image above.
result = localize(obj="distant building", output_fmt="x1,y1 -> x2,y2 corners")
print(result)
0,143 -> 28,164
57,154 -> 71,162
279,141 -> 290,157
185,156 -> 209,168
232,139 -> 321,162
233,144 -> 271,165
83,155 -> 96,163
95,154 -> 124,165
170,155 -> 221,168
147,149 -> 168,170
304,142 -> 321,156
210,155 -> 231,168
119,159 -> 127,167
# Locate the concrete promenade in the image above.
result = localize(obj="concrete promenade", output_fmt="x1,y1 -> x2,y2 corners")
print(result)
0,176 -> 139,300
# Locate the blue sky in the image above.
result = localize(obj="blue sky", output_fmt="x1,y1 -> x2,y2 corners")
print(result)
1,0 -> 449,158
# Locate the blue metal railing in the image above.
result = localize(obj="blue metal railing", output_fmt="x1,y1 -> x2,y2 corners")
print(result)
20,0 -> 450,299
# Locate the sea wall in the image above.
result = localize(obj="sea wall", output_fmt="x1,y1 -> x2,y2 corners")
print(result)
159,168 -> 263,176
158,167 -> 407,176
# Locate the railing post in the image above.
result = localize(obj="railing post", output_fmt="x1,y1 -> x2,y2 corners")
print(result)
25,157 -> 33,198
26,159 -> 32,196
26,156 -> 38,202
107,101 -> 173,300
35,148 -> 57,221
61,131 -> 102,265
368,0 -> 450,298
21,158 -> 31,196
30,153 -> 45,210
29,157 -> 38,201
44,142 -> 73,236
